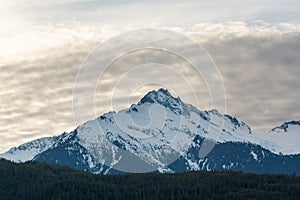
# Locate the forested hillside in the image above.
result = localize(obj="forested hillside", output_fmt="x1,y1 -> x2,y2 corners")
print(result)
0,159 -> 299,200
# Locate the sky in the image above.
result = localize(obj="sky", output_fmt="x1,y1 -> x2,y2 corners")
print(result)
0,0 -> 300,153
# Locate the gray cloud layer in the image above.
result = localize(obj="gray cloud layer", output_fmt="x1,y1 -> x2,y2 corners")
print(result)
5,0 -> 300,24
0,23 -> 299,153
203,34 -> 300,129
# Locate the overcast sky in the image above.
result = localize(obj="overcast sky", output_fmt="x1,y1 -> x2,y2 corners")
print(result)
0,0 -> 299,153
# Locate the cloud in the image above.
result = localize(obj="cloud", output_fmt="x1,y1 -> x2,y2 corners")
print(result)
5,0 -> 300,25
0,46 -> 88,152
200,32 -> 300,130
0,21 -> 300,153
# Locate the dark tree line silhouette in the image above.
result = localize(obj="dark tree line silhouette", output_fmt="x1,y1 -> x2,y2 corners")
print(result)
0,159 -> 299,200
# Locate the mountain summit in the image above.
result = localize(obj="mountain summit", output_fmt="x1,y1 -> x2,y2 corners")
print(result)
138,88 -> 189,116
272,120 -> 300,132
139,88 -> 176,104
1,88 -> 299,174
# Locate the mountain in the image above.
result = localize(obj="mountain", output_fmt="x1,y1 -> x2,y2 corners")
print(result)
1,88 -> 300,174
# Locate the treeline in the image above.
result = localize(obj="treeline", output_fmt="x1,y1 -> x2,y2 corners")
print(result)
0,159 -> 299,200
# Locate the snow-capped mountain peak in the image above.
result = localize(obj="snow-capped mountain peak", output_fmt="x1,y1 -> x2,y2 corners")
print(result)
138,88 -> 183,107
271,120 -> 300,133
139,88 -> 177,104
137,88 -> 188,115
0,88 -> 299,175
0,134 -> 65,163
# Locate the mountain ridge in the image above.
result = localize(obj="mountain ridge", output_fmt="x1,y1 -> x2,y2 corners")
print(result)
1,88 -> 299,174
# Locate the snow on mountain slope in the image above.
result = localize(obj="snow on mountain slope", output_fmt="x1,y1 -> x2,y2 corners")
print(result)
0,134 -> 66,163
0,88 -> 299,168
251,121 -> 300,155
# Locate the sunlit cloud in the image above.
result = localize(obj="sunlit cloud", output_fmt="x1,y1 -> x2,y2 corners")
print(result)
0,0 -> 300,153
1,21 -> 299,153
